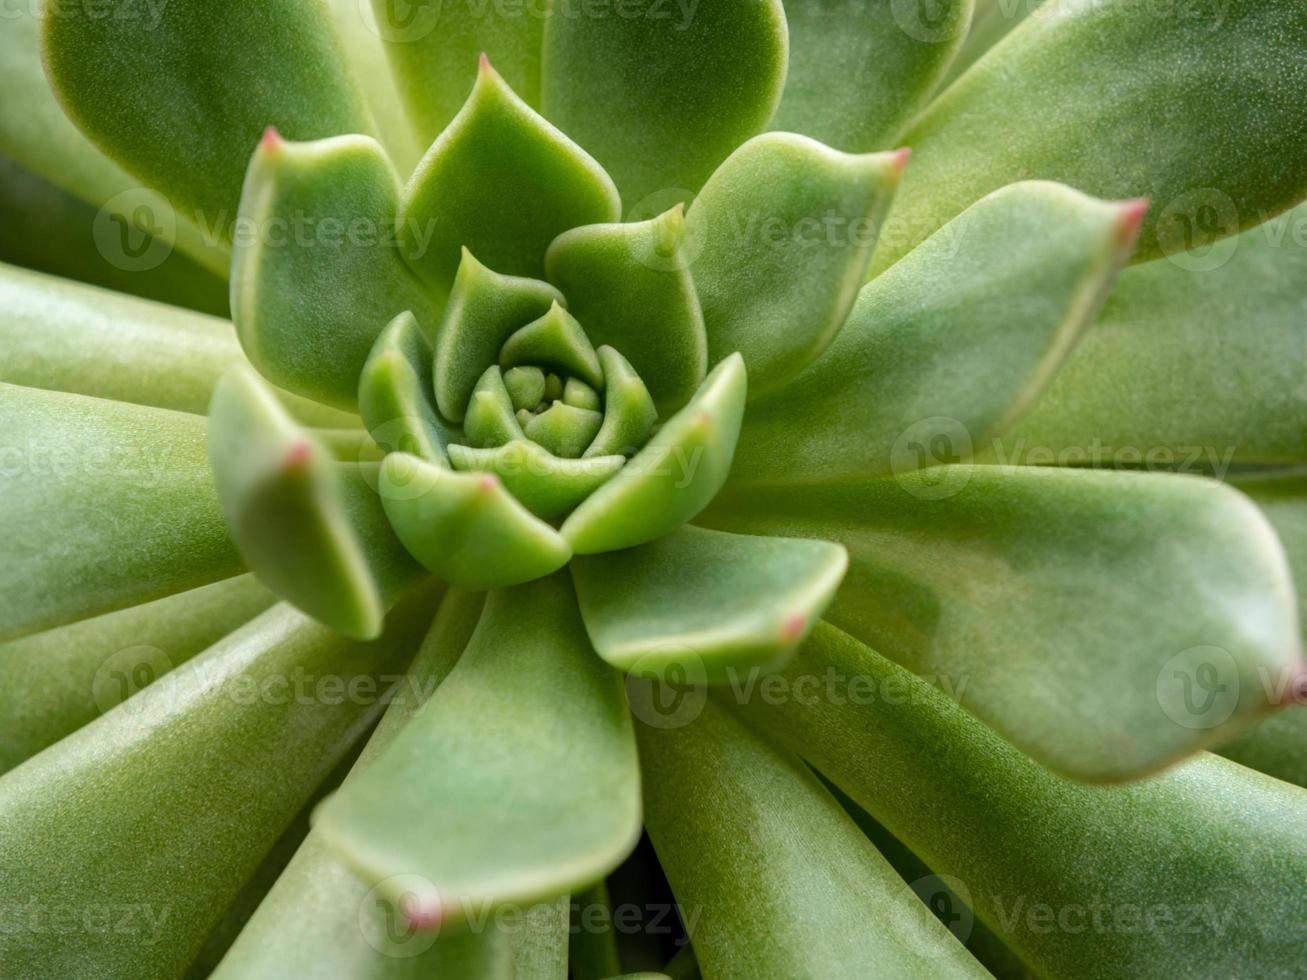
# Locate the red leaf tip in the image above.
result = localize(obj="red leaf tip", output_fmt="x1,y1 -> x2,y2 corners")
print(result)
403,898 -> 443,931
782,613 -> 807,640
1275,658 -> 1307,707
283,440 -> 313,469
478,52 -> 492,73
261,126 -> 283,152
478,475 -> 498,493
1115,197 -> 1150,247
889,147 -> 912,175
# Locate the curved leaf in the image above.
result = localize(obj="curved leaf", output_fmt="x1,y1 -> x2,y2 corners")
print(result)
522,402 -> 604,459
500,302 -> 604,389
359,311 -> 457,465
572,525 -> 846,680
686,134 -> 906,395
449,442 -> 625,521
540,0 -> 788,205
871,0 -> 1307,272
400,59 -> 620,294
0,383 -> 242,642
464,367 -> 528,449
586,347 -> 659,459
940,0 -> 1044,89
637,698 -> 987,979
731,182 -> 1142,485
315,574 -> 641,930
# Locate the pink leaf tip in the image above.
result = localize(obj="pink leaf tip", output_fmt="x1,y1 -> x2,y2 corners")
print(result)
889,147 -> 912,175
261,126 -> 283,152
478,52 -> 492,73
283,440 -> 312,470
1115,197 -> 1150,247
782,613 -> 807,641
478,475 -> 498,493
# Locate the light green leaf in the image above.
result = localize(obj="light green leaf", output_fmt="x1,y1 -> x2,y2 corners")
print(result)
637,698 -> 987,979
545,207 -> 707,410
512,897 -> 572,980
359,311 -> 457,465
540,0 -> 788,206
434,250 -> 565,423
940,0 -> 1045,89
316,574 -> 641,931
568,881 -> 621,980
42,0 -> 375,243
870,0 -> 1307,272
0,383 -> 242,642
232,132 -> 436,411
706,466 -> 1304,781
572,526 -> 846,680
523,402 -> 604,459
209,367 -> 421,639
464,367 -> 528,449
500,302 -> 604,389
773,0 -> 973,151
379,452 -> 572,589
731,182 -> 1142,485
0,575 -> 272,776
369,0 -> 543,149
563,378 -> 601,412
504,366 -> 548,411
449,442 -> 625,521
586,347 -> 659,459
400,59 -> 620,295
737,623 -> 1307,977
686,135 -> 906,396
991,200 -> 1307,468
561,354 -> 746,554
0,595 -> 432,979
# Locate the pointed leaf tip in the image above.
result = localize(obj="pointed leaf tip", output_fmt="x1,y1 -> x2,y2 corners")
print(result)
260,126 -> 282,151
1116,197 -> 1150,246
891,147 -> 912,174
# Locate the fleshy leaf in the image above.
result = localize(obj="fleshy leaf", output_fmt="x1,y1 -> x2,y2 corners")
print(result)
504,366 -> 548,411
359,311 -> 457,465
737,624 -> 1307,977
0,383 -> 242,642
772,0 -> 973,151
464,367 -> 528,449
399,59 -> 620,294
512,898 -> 572,980
940,0 -> 1044,89
637,698 -> 987,978
870,0 -> 1307,272
433,250 -> 564,423
315,574 -> 641,930
0,575 -> 272,776
705,466 -> 1305,781
379,453 -> 572,589
586,347 -> 659,459
730,182 -> 1143,485
563,378 -> 601,412
523,402 -> 604,459
561,354 -> 746,554
449,442 -> 624,522
572,526 -> 846,680
545,207 -> 707,410
540,0 -> 788,205
41,0 -> 375,242
686,134 -> 907,396
208,367 -> 420,640
232,132 -> 435,410
500,301 -> 605,389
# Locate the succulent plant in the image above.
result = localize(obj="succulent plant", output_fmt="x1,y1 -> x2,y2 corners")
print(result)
2,0 -> 1307,977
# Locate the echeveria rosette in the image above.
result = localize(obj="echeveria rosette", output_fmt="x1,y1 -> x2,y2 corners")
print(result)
0,1 -> 1305,978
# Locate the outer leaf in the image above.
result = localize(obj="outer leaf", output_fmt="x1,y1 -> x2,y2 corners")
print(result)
686,135 -> 906,395
0,575 -> 272,776
359,311 -> 457,465
772,0 -> 973,151
449,442 -> 625,521
545,207 -> 707,410
870,0 -> 1307,272
737,624 -> 1307,978
572,526 -> 846,680
0,383 -> 242,642
0,595 -> 431,979
42,0 -> 375,242
232,132 -> 436,410
540,0 -> 788,206
379,453 -> 572,589
940,0 -> 1045,88
399,59 -> 620,295
585,347 -> 659,459
706,467 -> 1305,781
730,182 -> 1142,485
315,574 -> 641,930
637,698 -> 987,979
561,354 -> 746,554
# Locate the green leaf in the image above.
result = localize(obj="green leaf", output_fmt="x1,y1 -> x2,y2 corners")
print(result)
0,594 -> 432,979
232,132 -> 436,411
870,0 -> 1307,272
686,135 -> 907,396
563,378 -> 601,412
0,383 -> 242,642
399,59 -> 620,295
434,250 -> 564,423
523,402 -> 604,459
504,366 -> 548,411
0,575 -> 272,776
545,207 -> 707,410
772,0 -> 973,151
42,0 -> 375,244
315,574 -> 641,930
990,200 -> 1307,468
736,623 -> 1307,978
379,452 -> 572,589
464,366 -> 528,449
568,881 -> 622,980
940,0 -> 1045,89
368,0 -> 544,149
449,442 -> 625,521
561,354 -> 746,553
586,347 -> 659,459
572,526 -> 846,681
636,698 -> 987,979
512,898 -> 572,980
540,0 -> 788,206
500,301 -> 605,389
705,466 -> 1304,781
209,367 -> 421,639
359,311 -> 457,465
730,182 -> 1142,485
